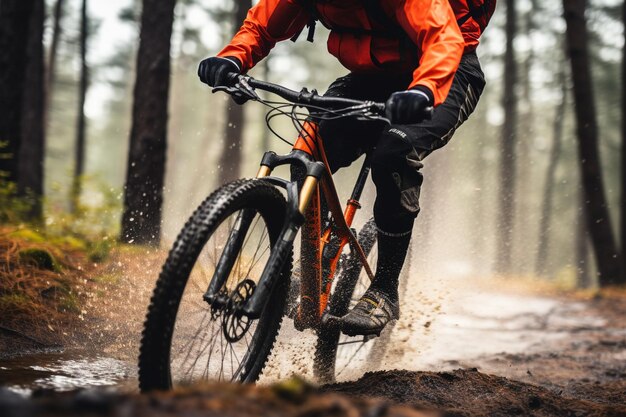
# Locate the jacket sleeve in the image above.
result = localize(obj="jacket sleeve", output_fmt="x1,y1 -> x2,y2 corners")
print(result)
216,0 -> 310,72
393,0 -> 464,106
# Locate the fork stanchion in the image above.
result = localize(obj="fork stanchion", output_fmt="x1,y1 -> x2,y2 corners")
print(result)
298,176 -> 319,214
256,165 -> 272,178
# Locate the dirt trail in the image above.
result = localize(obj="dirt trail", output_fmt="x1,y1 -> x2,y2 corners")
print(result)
2,240 -> 625,415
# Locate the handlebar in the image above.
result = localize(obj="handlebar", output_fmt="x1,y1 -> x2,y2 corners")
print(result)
218,74 -> 386,116
247,77 -> 385,111
214,74 -> 432,124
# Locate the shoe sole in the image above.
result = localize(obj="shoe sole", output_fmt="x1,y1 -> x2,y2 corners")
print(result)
341,328 -> 381,338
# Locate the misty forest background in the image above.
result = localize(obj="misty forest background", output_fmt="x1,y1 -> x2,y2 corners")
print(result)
1,0 -> 625,289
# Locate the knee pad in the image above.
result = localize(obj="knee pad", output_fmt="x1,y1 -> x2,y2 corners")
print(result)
372,130 -> 424,218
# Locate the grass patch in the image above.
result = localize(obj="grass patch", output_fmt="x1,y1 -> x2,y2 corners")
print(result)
0,226 -> 101,343
18,248 -> 62,272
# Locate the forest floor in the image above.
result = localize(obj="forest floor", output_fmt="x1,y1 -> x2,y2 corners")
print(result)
1,227 -> 626,416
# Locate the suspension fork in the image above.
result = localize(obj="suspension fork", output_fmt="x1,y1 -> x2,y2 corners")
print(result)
202,162 -> 310,307
203,208 -> 257,305
242,153 -> 326,319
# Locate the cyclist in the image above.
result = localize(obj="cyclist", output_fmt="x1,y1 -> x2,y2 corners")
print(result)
199,0 -> 489,337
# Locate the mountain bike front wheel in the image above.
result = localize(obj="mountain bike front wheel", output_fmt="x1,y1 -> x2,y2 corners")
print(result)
138,179 -> 291,391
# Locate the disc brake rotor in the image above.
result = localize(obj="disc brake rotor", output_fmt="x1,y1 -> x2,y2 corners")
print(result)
222,279 -> 256,343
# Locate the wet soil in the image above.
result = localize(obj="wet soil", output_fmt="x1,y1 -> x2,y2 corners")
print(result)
1,369 -> 624,417
2,228 -> 625,415
2,284 -> 625,416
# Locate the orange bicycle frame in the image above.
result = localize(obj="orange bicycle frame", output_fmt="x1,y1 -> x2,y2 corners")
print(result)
258,120 -> 374,330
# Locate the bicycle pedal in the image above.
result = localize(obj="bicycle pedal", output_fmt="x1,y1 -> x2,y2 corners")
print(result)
363,333 -> 379,341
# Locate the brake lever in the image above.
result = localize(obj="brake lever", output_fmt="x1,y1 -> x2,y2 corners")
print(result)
212,85 -> 240,95
211,77 -> 260,102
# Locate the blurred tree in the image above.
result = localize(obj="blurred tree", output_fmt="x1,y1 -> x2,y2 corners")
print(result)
46,0 -> 66,121
563,0 -> 622,285
17,0 -> 46,221
0,1 -> 32,187
496,0 -> 518,275
576,197 -> 590,288
0,0 -> 45,221
218,0 -> 251,184
121,0 -> 177,245
70,0 -> 89,213
535,66 -> 567,277
515,0 -> 538,275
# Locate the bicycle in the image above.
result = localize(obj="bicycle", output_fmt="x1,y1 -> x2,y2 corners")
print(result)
138,74 -> 424,390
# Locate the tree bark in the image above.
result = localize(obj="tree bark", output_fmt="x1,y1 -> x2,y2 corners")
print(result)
535,68 -> 567,277
496,0 -> 518,275
71,0 -> 88,213
121,0 -> 176,245
17,0 -> 46,221
218,0 -> 251,185
563,0 -> 622,285
0,1 -> 35,187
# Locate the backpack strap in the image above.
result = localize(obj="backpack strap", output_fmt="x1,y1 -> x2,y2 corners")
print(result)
457,1 -> 489,29
291,0 -> 319,42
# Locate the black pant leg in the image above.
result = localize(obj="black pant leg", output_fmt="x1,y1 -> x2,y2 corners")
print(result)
371,52 -> 486,233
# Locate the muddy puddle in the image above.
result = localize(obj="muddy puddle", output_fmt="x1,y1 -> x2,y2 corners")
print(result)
0,350 -> 135,395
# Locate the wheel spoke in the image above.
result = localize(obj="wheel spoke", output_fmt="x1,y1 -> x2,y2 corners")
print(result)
139,182 -> 293,391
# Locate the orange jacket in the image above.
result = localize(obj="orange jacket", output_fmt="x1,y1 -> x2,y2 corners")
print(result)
217,0 -> 464,106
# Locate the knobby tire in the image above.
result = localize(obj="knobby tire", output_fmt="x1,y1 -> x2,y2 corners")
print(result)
138,179 -> 291,391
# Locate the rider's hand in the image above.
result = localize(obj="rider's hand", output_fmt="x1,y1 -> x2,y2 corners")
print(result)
198,56 -> 242,87
385,87 -> 433,125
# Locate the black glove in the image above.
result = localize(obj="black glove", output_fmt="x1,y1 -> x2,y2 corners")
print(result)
385,86 -> 434,125
197,56 -> 242,87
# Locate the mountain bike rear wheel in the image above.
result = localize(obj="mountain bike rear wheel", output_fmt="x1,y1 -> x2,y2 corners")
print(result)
313,218 -> 393,382
138,179 -> 291,391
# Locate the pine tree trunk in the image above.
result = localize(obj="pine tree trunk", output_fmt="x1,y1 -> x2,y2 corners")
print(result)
515,2 -> 537,274
218,0 -> 251,185
496,0 -> 518,275
563,0 -> 622,285
71,0 -> 88,213
121,0 -> 176,245
535,68 -> 567,277
46,0 -> 65,123
0,1 -> 35,187
17,0 -> 45,221
576,197 -> 590,288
